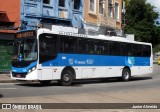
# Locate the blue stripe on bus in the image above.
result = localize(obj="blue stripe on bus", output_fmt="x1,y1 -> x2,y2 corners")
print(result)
12,61 -> 37,73
42,54 -> 150,67
11,54 -> 150,73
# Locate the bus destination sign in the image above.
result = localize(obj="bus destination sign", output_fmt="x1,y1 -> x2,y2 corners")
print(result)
16,31 -> 36,38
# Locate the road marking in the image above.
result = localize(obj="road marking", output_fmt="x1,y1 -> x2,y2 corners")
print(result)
0,88 -> 17,90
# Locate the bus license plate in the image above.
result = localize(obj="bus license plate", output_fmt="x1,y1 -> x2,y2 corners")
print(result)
16,74 -> 21,78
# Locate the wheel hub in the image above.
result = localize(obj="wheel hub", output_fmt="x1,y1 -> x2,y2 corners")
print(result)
63,74 -> 70,82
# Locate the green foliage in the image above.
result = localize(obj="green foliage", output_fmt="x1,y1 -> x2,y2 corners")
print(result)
123,0 -> 130,7
0,40 -> 12,71
124,0 -> 160,46
153,44 -> 160,53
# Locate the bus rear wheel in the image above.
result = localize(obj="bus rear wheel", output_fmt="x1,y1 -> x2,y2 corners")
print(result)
122,68 -> 131,81
60,70 -> 73,86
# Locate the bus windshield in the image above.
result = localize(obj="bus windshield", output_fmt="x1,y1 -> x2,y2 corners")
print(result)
13,38 -> 37,61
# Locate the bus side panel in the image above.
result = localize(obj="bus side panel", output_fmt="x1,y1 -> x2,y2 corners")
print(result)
68,66 -> 123,79
129,56 -> 152,76
38,66 -> 63,80
40,54 -> 151,80
131,66 -> 152,76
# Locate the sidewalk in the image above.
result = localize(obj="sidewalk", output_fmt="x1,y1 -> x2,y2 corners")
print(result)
0,73 -> 17,83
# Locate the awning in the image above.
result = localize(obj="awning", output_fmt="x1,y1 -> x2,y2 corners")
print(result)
0,31 -> 15,40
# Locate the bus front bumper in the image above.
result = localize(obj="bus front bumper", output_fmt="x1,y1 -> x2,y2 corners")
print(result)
10,70 -> 40,81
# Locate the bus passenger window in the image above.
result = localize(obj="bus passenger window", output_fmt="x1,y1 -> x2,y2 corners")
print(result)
60,36 -> 77,53
142,45 -> 151,57
132,44 -> 143,57
109,41 -> 120,56
78,39 -> 91,54
39,34 -> 57,63
94,41 -> 102,55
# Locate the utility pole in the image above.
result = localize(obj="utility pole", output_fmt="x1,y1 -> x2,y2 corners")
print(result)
122,0 -> 126,37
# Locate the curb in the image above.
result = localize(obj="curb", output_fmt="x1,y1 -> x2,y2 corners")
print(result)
0,80 -> 18,83
0,74 -> 18,83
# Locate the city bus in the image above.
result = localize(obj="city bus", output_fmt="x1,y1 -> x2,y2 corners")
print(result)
11,26 -> 153,86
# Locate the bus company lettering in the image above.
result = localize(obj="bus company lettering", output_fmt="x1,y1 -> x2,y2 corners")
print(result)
86,59 -> 94,64
69,59 -> 94,65
76,60 -> 86,64
69,59 -> 74,65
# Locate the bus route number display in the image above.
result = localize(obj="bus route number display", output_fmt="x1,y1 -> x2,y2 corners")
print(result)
16,31 -> 36,38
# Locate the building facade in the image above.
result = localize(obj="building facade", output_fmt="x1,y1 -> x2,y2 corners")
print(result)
0,0 -> 122,35
84,0 -> 122,35
0,0 -> 84,30
0,0 -> 20,30
21,0 -> 84,30
0,0 -> 20,71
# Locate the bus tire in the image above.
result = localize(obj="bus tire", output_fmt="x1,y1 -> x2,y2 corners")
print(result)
60,70 -> 73,86
122,68 -> 131,81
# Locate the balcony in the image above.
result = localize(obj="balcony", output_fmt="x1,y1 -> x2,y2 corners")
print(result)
97,15 -> 116,29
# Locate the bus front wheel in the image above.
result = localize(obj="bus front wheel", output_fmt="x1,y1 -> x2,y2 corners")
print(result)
60,70 -> 73,86
122,68 -> 131,81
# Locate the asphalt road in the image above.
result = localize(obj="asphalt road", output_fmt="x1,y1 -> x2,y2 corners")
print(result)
0,64 -> 159,99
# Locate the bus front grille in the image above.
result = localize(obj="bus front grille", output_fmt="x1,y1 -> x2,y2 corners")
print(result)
12,72 -> 27,78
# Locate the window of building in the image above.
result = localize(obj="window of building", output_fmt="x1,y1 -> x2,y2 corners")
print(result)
115,2 -> 119,20
74,0 -> 80,10
43,0 -> 50,4
90,0 -> 96,13
108,0 -> 112,17
99,0 -> 104,14
59,0 -> 65,7
0,22 -> 14,30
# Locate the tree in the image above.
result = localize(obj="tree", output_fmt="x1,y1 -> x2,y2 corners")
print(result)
156,21 -> 160,25
123,0 -> 130,7
124,0 -> 160,46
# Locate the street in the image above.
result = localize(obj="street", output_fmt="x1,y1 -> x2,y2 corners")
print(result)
0,72 -> 157,98
0,64 -> 160,111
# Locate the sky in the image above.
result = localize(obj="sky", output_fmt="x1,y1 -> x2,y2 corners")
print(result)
147,0 -> 160,11
147,0 -> 160,21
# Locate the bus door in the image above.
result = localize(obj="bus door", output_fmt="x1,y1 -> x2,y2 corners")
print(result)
39,34 -> 57,80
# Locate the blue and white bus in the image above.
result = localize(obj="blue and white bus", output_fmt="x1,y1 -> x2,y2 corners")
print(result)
11,26 -> 153,86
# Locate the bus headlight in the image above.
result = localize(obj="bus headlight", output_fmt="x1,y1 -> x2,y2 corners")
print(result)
28,69 -> 31,73
31,67 -> 36,71
28,67 -> 36,74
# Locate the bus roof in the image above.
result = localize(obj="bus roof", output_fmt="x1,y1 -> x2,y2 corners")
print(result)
37,28 -> 152,46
